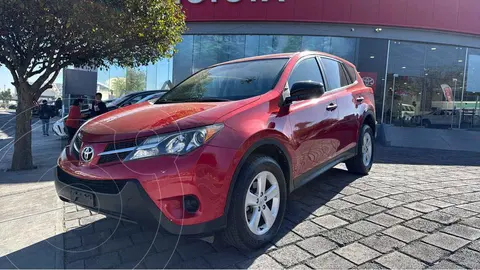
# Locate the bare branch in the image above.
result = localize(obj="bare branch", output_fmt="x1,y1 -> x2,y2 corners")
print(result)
0,55 -> 19,85
39,68 -> 61,93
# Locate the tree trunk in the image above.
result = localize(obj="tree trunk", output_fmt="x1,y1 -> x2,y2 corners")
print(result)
10,85 -> 35,170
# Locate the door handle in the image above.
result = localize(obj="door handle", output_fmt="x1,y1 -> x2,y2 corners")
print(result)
356,96 -> 365,103
326,103 -> 338,111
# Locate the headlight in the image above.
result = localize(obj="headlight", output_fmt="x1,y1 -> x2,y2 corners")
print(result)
124,124 -> 224,161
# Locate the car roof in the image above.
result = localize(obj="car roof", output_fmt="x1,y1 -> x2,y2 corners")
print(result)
212,51 -> 354,67
126,90 -> 164,96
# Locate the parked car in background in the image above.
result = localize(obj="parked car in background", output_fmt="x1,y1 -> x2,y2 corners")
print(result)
55,52 -> 375,250
412,109 -> 480,128
106,90 -> 167,109
400,104 -> 416,120
136,92 -> 166,104
415,109 -> 459,128
52,90 -> 167,138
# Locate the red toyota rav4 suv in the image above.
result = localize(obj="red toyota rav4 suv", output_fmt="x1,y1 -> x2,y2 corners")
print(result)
56,51 -> 375,250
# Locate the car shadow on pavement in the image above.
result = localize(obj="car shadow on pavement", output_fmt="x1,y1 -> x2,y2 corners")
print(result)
0,167 -> 362,269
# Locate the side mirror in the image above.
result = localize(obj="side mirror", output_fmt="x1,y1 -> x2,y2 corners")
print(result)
285,81 -> 325,105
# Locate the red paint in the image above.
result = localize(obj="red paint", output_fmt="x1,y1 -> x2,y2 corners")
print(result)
57,52 -> 374,228
181,0 -> 480,35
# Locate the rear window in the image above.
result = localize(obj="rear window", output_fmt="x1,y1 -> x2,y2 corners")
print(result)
344,64 -> 357,82
321,58 -> 350,90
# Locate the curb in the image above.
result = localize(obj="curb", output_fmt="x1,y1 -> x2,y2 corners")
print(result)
376,123 -> 391,146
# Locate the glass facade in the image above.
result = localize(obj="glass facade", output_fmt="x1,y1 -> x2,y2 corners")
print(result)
385,42 -> 469,128
0,32 -> 479,128
171,34 -> 480,129
97,59 -> 173,99
172,35 -> 387,120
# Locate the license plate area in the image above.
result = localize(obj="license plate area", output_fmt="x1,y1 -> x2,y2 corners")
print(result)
70,188 -> 95,208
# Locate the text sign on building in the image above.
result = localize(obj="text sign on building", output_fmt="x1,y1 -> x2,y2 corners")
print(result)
176,0 -> 284,3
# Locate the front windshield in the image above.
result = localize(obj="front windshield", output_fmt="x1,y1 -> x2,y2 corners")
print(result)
157,58 -> 288,103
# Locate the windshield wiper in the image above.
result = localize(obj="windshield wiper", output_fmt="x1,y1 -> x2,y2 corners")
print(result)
157,98 -> 231,104
182,98 -> 231,103
155,99 -> 180,104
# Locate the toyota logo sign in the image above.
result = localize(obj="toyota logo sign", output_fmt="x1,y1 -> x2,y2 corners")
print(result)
81,146 -> 94,162
363,77 -> 375,87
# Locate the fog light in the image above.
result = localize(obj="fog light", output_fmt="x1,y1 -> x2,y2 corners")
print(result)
183,195 -> 199,214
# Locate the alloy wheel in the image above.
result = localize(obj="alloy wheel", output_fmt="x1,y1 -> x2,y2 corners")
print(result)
362,132 -> 373,166
244,171 -> 280,236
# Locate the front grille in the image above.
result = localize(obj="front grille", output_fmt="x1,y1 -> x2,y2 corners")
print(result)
71,135 -> 82,160
57,167 -> 127,194
74,135 -> 82,150
104,138 -> 145,152
97,138 -> 145,165
98,152 -> 131,164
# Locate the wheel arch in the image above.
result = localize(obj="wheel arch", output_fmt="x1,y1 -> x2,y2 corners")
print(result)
361,110 -> 376,137
223,138 -> 293,217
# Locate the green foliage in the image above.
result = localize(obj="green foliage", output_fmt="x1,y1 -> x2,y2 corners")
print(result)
109,68 -> 146,96
126,68 -> 147,94
0,88 -> 12,107
0,0 -> 186,170
0,0 -> 186,94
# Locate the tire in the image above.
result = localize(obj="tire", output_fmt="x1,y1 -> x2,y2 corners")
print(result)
222,155 -> 287,250
422,119 -> 431,128
346,125 -> 374,175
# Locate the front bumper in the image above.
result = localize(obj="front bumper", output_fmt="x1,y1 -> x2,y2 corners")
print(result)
53,121 -> 67,137
55,166 -> 226,235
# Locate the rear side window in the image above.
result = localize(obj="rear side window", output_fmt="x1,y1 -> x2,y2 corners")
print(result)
321,58 -> 350,90
288,58 -> 324,87
344,64 -> 357,82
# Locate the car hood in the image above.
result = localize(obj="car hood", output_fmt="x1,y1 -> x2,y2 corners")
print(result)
80,98 -> 255,143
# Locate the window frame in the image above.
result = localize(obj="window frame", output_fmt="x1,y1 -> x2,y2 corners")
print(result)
344,63 -> 358,84
286,56 -> 327,91
318,56 -> 358,92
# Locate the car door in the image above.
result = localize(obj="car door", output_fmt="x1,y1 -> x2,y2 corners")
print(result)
432,110 -> 447,125
287,57 -> 340,179
320,57 -> 361,154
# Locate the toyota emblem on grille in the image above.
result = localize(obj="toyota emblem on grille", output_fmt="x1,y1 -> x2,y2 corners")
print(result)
81,146 -> 94,162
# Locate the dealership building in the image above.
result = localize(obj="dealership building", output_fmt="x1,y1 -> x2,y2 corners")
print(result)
169,0 -> 480,129
1,0 -> 479,131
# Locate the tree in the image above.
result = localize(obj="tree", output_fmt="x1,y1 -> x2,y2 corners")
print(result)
108,77 -> 127,96
125,68 -> 146,94
0,0 -> 186,170
108,68 -> 146,97
0,88 -> 12,107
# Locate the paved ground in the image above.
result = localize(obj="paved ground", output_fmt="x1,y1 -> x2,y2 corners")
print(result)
57,146 -> 480,269
0,111 -> 65,269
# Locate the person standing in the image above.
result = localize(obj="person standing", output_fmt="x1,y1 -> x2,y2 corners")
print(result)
65,99 -> 85,142
55,97 -> 63,116
39,100 -> 53,136
90,93 -> 108,117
